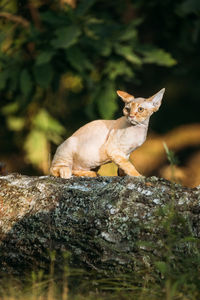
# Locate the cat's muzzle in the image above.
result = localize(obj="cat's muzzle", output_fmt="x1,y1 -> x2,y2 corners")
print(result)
128,117 -> 139,126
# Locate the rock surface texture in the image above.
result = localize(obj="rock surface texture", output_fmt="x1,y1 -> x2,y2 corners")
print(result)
0,174 -> 199,275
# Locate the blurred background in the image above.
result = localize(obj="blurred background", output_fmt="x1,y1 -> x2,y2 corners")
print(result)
0,0 -> 200,187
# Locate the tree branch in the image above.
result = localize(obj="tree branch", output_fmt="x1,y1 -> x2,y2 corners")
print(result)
0,174 -> 199,275
0,12 -> 29,28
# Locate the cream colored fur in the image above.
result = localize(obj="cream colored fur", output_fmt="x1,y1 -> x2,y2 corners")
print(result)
50,88 -> 165,178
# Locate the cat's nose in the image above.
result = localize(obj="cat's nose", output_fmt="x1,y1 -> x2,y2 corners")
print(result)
129,114 -> 135,118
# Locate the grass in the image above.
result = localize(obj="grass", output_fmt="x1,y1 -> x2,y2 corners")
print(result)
0,266 -> 200,300
163,142 -> 179,183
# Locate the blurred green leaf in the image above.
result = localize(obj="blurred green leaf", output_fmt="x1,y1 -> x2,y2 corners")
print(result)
0,70 -> 8,90
176,0 -> 200,16
115,46 -> 142,65
51,26 -> 80,49
104,61 -> 134,80
9,64 -> 21,92
40,11 -> 68,26
7,116 -> 25,131
1,102 -> 19,115
24,129 -> 49,167
93,40 -> 112,56
33,109 -> 66,144
66,46 -> 92,72
33,64 -> 53,88
96,83 -> 118,119
118,28 -> 138,42
117,20 -> 142,42
20,69 -> 33,97
142,48 -> 177,66
76,0 -> 97,16
36,51 -> 55,65
33,109 -> 65,133
24,109 -> 66,170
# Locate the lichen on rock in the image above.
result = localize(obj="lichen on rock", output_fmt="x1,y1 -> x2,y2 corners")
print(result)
0,174 -> 199,275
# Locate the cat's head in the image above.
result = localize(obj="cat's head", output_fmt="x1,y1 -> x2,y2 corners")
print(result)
117,88 -> 165,125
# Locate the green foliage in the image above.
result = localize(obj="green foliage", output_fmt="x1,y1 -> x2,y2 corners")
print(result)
7,116 -> 25,131
51,26 -> 81,49
141,48 -> 177,66
20,69 -> 33,97
0,0 -> 199,172
24,129 -> 49,168
96,83 -> 118,119
33,64 -> 53,88
32,109 -> 66,144
176,0 -> 200,16
115,45 -> 142,65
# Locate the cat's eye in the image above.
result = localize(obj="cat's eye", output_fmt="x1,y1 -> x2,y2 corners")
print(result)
138,107 -> 144,112
125,106 -> 130,112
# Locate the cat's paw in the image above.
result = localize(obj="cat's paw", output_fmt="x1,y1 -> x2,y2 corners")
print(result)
50,166 -> 72,179
59,166 -> 72,179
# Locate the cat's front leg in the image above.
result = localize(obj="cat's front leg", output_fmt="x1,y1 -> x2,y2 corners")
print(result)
107,149 -> 142,177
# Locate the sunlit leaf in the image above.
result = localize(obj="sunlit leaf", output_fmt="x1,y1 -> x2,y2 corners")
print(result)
33,109 -> 66,144
24,129 -> 49,170
24,109 -> 66,171
115,46 -> 142,65
61,73 -> 83,92
142,48 -> 177,66
33,109 -> 65,133
7,116 -> 25,131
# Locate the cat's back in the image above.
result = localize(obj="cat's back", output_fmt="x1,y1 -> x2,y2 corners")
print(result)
72,119 -> 115,139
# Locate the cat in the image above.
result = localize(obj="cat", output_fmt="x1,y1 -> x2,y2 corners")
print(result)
50,88 -> 165,178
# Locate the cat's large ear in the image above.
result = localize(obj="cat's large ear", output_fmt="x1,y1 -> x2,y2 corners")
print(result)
148,88 -> 165,111
117,90 -> 134,103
